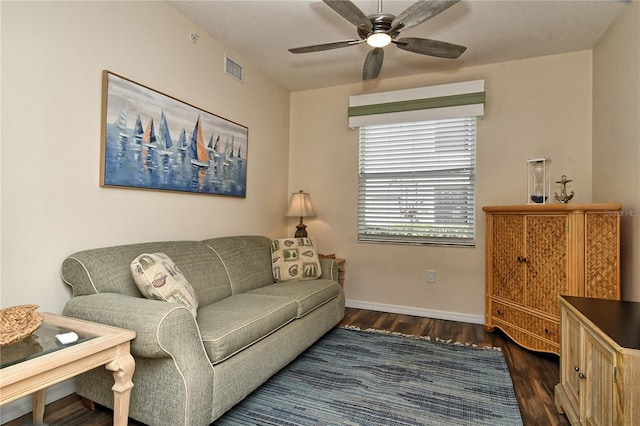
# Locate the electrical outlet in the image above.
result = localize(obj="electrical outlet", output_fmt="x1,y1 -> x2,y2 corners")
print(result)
426,270 -> 436,283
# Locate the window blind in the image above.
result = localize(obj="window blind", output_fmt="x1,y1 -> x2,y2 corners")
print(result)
358,117 -> 476,245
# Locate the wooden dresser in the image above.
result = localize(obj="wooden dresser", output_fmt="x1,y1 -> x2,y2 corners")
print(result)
483,204 -> 621,354
555,296 -> 640,426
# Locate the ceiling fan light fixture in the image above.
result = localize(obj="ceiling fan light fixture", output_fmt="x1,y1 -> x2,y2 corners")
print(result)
366,32 -> 392,48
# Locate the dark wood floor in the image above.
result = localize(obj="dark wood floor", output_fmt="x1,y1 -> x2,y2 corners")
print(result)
6,308 -> 570,426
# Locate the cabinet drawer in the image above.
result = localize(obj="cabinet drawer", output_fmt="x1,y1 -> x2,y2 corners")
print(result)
495,321 -> 560,354
492,301 -> 560,343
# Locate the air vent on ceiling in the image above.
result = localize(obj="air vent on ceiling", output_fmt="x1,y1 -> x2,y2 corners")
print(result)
225,55 -> 244,83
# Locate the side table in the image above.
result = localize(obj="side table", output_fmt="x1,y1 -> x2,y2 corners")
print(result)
0,313 -> 136,426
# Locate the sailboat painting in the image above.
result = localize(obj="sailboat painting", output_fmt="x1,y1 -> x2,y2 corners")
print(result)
100,71 -> 248,197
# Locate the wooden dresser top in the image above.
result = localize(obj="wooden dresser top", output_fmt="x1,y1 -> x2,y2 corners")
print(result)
483,203 -> 622,213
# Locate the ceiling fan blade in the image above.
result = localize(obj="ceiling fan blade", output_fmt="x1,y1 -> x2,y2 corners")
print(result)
323,0 -> 373,32
363,48 -> 384,80
390,0 -> 460,33
289,39 -> 363,54
394,37 -> 466,59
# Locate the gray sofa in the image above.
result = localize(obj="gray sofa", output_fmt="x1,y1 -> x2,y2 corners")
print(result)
61,235 -> 345,426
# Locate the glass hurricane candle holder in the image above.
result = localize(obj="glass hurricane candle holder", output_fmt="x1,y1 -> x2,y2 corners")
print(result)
527,158 -> 551,204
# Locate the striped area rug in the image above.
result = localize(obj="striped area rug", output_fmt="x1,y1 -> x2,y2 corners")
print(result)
216,327 -> 523,425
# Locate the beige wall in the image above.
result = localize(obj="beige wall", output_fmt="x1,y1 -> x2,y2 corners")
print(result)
290,51 -> 595,320
593,1 -> 640,301
0,1 -> 291,313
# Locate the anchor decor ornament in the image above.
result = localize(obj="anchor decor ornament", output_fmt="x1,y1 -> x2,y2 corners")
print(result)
554,175 -> 574,204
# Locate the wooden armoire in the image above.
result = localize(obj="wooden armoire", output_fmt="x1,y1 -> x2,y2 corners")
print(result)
483,203 -> 621,355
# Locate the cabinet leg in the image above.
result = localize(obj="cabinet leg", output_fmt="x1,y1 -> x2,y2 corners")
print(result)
483,325 -> 495,333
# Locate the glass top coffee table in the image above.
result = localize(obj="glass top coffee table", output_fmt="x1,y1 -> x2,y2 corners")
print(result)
0,313 -> 135,425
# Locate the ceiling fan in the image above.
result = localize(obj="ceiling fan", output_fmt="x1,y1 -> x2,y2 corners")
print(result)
289,0 -> 466,81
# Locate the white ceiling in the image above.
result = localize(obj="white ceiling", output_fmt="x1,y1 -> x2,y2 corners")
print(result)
168,0 -> 627,92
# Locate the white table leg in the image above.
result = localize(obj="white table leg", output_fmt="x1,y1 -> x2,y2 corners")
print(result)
32,388 -> 46,423
105,352 -> 135,426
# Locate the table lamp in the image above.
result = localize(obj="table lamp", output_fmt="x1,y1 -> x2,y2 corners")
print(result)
285,189 -> 316,237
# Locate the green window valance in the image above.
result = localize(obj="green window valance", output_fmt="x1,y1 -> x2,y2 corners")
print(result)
348,79 -> 485,128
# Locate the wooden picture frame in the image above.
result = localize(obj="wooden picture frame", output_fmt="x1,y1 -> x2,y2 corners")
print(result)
100,71 -> 248,197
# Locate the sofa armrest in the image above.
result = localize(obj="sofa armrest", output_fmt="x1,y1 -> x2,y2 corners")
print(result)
319,259 -> 339,282
63,293 -> 204,360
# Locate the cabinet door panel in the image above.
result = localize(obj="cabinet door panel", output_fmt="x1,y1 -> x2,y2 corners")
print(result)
492,215 -> 525,304
585,212 -> 619,300
583,331 -> 616,426
560,308 -> 582,412
525,215 -> 568,314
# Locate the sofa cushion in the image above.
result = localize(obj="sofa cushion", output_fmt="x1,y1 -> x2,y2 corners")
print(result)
248,280 -> 340,318
130,253 -> 198,318
271,238 -> 322,282
197,294 -> 297,364
202,236 -> 275,294
62,241 -> 233,305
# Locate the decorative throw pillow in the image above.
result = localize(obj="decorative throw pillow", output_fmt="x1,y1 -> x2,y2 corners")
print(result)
130,253 -> 198,318
271,238 -> 322,282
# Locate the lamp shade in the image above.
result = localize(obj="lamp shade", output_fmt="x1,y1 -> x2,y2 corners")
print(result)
285,190 -> 316,218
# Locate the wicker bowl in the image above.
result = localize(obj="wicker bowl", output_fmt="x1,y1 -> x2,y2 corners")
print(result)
0,304 -> 44,346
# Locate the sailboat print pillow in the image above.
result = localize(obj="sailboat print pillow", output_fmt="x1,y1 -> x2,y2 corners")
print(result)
271,238 -> 322,282
131,253 -> 198,318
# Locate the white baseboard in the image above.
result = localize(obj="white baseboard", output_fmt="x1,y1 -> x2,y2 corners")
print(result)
345,299 -> 484,325
0,379 -> 76,424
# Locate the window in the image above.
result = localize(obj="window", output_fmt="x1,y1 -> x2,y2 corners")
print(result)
358,116 -> 476,246
349,79 -> 485,246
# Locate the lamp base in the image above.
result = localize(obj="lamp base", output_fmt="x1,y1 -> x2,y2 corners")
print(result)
294,223 -> 308,238
294,216 -> 309,238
